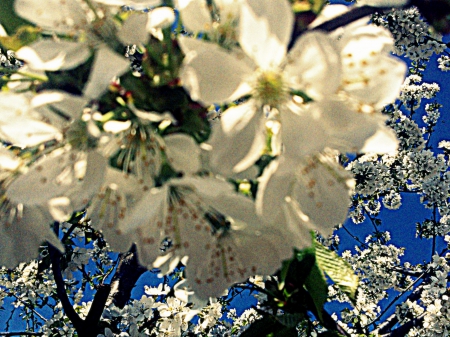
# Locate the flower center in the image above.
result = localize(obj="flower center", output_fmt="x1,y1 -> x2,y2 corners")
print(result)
253,70 -> 288,108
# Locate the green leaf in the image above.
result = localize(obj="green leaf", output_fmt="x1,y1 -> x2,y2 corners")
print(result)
314,241 -> 359,301
304,261 -> 328,322
0,0 -> 34,35
0,26 -> 41,51
291,0 -> 326,14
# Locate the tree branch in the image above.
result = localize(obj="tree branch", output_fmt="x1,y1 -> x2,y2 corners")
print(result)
48,244 -> 84,330
380,315 -> 425,337
85,284 -> 111,326
106,244 -> 148,309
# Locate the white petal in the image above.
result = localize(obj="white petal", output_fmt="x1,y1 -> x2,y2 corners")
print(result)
6,150 -> 104,208
148,7 -> 176,29
88,168 -> 144,252
308,4 -> 349,29
285,31 -> 341,99
164,134 -> 201,174
14,0 -> 89,34
256,158 -> 294,224
173,176 -> 235,199
176,0 -> 211,32
92,0 -> 161,8
280,102 -> 329,161
216,0 -> 243,21
357,0 -> 408,7
180,38 -> 253,105
32,90 -> 88,121
208,192 -> 260,226
344,56 -> 407,109
0,148 -> 20,171
292,155 -> 353,234
0,118 -> 62,147
0,92 -> 32,121
319,100 -> 392,153
0,205 -> 63,268
338,25 -> 395,55
69,151 -> 108,211
208,101 -> 266,176
120,185 -> 168,234
239,0 -> 293,69
187,220 -> 296,299
361,125 -> 398,154
16,40 -> 91,71
83,46 -> 130,99
118,12 -> 150,45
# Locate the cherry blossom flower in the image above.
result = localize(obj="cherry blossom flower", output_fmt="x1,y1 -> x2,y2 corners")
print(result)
14,0 -> 173,99
0,147 -> 63,268
256,152 -> 355,245
6,148 -> 107,221
176,0 -> 243,48
180,0 -> 405,176
0,92 -> 62,147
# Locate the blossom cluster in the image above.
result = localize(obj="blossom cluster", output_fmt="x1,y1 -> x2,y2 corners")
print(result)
2,1 -> 450,336
0,0 -> 408,302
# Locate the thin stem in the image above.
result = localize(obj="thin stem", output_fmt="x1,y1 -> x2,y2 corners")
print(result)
431,206 -> 437,259
341,224 -> 367,248
365,265 -> 431,329
15,71 -> 48,82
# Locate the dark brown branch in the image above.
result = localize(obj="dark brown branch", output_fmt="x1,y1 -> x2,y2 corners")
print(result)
106,244 -> 148,309
49,243 -> 112,337
85,284 -> 111,326
48,244 -> 84,329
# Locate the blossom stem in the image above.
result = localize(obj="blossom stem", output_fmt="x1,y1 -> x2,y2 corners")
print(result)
15,71 -> 48,82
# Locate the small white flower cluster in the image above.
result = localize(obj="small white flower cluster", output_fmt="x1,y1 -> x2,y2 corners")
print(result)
438,55 -> 450,71
0,49 -> 22,75
373,7 -> 446,62
405,255 -> 450,336
347,235 -> 405,293
423,103 -> 441,128
400,75 -> 440,109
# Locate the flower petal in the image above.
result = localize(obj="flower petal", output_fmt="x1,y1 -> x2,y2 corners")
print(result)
118,12 -> 151,45
180,37 -> 253,105
239,0 -> 293,69
280,101 -> 330,161
285,31 -> 341,99
361,124 -> 398,154
0,205 -> 63,268
0,117 -> 62,147
176,0 -> 211,32
256,158 -> 294,224
292,154 -> 353,234
14,0 -> 89,34
208,101 -> 266,176
164,134 -> 201,174
16,40 -> 91,71
6,150 -> 105,210
83,46 -> 130,99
